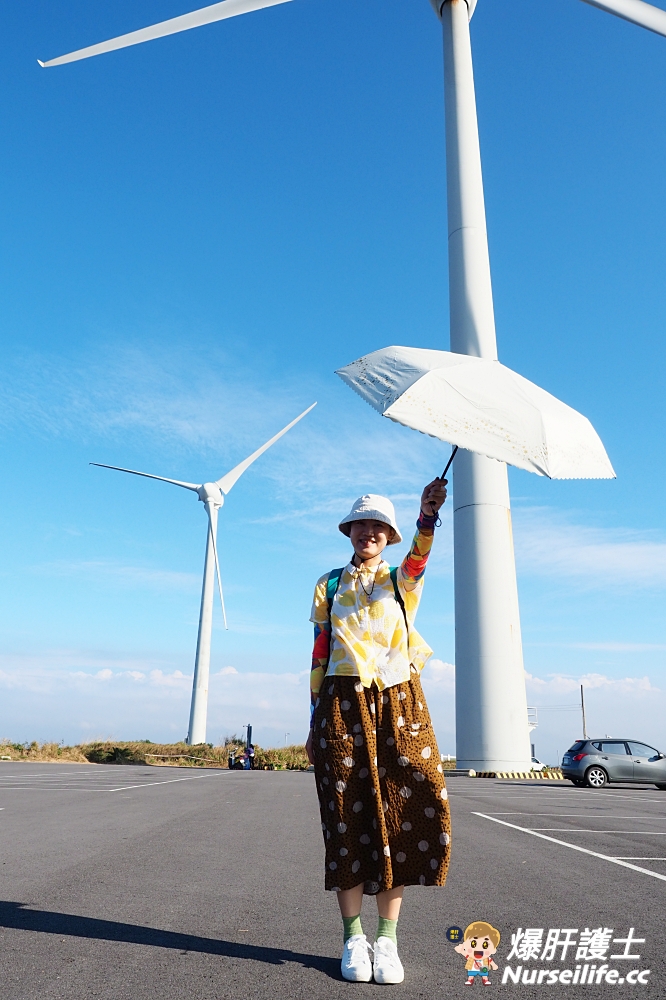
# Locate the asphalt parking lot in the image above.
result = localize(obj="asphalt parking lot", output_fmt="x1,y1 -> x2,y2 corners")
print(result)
0,764 -> 662,998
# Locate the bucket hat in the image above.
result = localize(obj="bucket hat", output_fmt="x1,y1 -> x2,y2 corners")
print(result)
338,494 -> 402,545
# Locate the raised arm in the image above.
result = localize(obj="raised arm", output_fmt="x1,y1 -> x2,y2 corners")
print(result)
400,477 -> 448,592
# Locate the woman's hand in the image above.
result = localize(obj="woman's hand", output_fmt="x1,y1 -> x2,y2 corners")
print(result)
305,729 -> 315,766
420,477 -> 448,517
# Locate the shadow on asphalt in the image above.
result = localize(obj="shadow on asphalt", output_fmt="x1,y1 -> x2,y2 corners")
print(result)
0,901 -> 341,978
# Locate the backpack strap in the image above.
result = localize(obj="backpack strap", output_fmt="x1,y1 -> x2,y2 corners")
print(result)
326,567 -> 344,615
389,566 -> 408,631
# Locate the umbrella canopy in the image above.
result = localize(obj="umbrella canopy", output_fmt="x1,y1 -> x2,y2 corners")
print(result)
336,346 -> 615,480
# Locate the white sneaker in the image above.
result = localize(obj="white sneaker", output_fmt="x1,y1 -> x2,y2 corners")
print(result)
373,936 -> 404,984
341,934 -> 373,982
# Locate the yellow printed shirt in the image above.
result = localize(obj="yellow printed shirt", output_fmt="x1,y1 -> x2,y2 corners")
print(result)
309,519 -> 435,696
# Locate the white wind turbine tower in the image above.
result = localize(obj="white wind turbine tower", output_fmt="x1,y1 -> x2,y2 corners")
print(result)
41,0 -> 666,771
92,404 -> 315,745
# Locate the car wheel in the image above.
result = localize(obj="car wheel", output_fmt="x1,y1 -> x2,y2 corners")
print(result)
585,766 -> 608,788
654,783 -> 666,790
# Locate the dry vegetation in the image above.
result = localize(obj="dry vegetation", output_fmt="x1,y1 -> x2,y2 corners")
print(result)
0,738 -> 310,770
0,741 -> 554,774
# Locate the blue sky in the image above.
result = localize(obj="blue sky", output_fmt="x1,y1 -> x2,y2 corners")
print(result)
1,0 -> 665,762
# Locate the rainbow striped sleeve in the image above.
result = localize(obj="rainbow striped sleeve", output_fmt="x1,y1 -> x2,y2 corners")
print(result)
310,622 -> 330,701
400,514 -> 435,586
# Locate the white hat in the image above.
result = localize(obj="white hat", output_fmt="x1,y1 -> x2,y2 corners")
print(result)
338,494 -> 402,545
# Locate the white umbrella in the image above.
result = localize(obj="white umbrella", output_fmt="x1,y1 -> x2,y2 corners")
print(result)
336,346 -> 615,480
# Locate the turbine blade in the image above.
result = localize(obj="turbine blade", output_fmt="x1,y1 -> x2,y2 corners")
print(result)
38,0 -> 295,68
90,463 -> 200,491
206,506 -> 229,630
579,0 -> 666,38
215,402 -> 316,495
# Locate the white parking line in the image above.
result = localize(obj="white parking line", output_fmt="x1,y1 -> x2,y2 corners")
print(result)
0,772 -> 172,779
530,829 -> 666,834
0,775 -> 147,781
0,771 -> 92,778
466,789 -> 666,805
0,768 -> 195,779
583,792 -> 666,805
486,813 -> 656,819
0,773 -> 226,792
473,812 -> 666,883
107,773 -> 224,792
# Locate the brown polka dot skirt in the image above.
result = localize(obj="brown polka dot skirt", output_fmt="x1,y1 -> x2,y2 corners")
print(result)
313,670 -> 451,894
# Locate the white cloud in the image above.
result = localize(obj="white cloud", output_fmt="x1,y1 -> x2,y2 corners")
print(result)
525,669 -> 665,763
148,669 -> 191,688
418,659 -> 456,755
526,670 -> 658,697
514,508 -> 666,589
0,343 -> 447,511
36,560 -> 200,592
570,642 -> 666,653
0,649 -> 458,751
422,658 -> 455,688
1,646 -> 663,769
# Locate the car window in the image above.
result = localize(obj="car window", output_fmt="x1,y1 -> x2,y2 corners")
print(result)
568,741 -> 586,752
627,742 -> 658,758
599,741 -> 629,755
590,742 -> 602,750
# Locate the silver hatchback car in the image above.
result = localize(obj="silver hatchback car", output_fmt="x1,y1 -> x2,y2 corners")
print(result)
561,739 -> 666,789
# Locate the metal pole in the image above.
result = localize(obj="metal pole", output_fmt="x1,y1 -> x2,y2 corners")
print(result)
581,684 -> 588,739
437,0 -> 531,771
187,501 -> 220,744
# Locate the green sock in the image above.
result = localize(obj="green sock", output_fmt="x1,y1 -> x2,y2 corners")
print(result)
343,914 -> 364,942
377,916 -> 398,944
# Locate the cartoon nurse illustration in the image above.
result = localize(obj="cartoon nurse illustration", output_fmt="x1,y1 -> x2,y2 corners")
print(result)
454,921 -> 501,985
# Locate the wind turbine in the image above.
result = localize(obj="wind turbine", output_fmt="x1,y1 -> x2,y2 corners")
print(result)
40,0 -> 666,771
93,403 -> 315,745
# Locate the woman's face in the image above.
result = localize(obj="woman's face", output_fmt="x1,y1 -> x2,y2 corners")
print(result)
349,519 -> 393,563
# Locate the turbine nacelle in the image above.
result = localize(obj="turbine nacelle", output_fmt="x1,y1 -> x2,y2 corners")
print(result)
430,0 -> 478,20
197,482 -> 224,507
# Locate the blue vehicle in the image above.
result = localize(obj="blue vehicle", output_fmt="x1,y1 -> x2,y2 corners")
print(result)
561,739 -> 666,789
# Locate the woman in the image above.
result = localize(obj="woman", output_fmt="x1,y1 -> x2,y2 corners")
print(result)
305,479 -> 451,984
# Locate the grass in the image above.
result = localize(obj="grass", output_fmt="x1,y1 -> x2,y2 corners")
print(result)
0,742 -> 559,773
0,741 -> 89,763
0,738 -> 311,770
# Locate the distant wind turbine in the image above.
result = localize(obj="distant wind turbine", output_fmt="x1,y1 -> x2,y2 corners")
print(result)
92,403 -> 315,745
42,0 -> 666,773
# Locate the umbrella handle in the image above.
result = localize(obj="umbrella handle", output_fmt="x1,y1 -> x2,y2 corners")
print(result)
441,445 -> 458,480
423,445 -> 457,528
